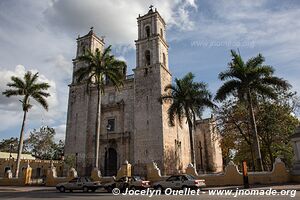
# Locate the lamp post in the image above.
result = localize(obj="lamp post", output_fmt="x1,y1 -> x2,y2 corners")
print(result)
9,144 -> 14,159
198,141 -> 204,173
105,123 -> 111,176
75,152 -> 78,170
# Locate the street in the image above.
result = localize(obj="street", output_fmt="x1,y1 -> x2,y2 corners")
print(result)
0,188 -> 299,200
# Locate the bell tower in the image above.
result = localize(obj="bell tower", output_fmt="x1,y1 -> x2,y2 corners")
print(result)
133,7 -> 175,175
65,27 -> 105,175
136,7 -> 169,69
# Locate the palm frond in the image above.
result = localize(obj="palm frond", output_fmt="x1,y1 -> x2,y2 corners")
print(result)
215,80 -> 240,101
32,94 -> 49,111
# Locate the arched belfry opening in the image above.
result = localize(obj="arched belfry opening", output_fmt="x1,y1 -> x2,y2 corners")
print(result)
145,50 -> 151,66
145,26 -> 150,38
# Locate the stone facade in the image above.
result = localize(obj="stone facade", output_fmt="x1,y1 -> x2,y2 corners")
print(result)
64,8 -> 223,176
194,116 -> 223,173
291,126 -> 300,175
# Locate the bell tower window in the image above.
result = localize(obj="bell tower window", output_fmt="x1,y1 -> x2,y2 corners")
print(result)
163,53 -> 166,66
145,26 -> 150,38
145,50 -> 151,65
160,28 -> 163,38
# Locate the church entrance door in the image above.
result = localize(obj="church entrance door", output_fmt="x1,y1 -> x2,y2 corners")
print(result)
105,148 -> 118,176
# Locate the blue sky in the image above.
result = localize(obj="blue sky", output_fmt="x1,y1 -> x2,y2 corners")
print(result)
0,0 -> 300,141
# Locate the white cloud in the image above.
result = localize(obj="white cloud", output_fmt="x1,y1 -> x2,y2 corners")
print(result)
44,0 -> 197,46
53,124 -> 66,142
0,65 -> 62,134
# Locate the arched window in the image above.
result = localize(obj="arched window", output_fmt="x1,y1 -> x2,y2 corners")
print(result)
145,50 -> 151,66
163,53 -> 166,66
145,26 -> 150,38
160,28 -> 163,38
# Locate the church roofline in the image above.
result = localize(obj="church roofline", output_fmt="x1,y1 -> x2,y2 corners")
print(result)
76,27 -> 105,44
137,9 -> 166,25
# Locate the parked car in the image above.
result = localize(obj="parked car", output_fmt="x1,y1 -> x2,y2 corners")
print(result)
56,177 -> 101,193
104,176 -> 150,192
153,174 -> 205,191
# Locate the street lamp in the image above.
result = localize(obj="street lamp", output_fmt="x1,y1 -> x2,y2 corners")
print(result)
198,141 -> 204,173
75,152 -> 78,170
105,123 -> 111,176
9,144 -> 14,159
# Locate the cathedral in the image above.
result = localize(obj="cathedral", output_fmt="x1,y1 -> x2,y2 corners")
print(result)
64,8 -> 223,176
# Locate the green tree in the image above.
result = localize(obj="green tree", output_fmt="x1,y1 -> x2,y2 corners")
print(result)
215,50 -> 290,171
26,126 -> 56,159
2,71 -> 50,177
75,46 -> 126,169
0,137 -> 18,153
52,140 -> 65,160
257,101 -> 299,169
216,100 -> 256,170
160,72 -> 215,167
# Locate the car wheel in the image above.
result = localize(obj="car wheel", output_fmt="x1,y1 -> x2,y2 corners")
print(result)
69,190 -> 73,193
83,186 -> 89,193
91,189 -> 96,192
59,186 -> 65,193
106,186 -> 113,193
156,185 -> 164,193
182,186 -> 188,191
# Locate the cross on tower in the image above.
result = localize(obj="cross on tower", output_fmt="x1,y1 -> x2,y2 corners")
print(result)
149,5 -> 154,11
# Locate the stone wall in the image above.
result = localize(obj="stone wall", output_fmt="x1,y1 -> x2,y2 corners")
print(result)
147,158 -> 299,186
0,158 -> 64,178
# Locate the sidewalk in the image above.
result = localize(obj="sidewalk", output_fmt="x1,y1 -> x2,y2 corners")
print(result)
204,183 -> 300,191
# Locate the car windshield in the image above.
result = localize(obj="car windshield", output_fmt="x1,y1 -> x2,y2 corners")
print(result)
84,177 -> 91,182
185,174 -> 196,180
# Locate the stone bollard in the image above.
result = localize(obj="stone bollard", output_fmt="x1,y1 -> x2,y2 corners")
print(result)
45,162 -> 58,186
116,160 -> 132,180
185,163 -> 198,177
22,162 -> 32,185
146,161 -> 162,182
68,168 -> 78,180
91,168 -> 102,181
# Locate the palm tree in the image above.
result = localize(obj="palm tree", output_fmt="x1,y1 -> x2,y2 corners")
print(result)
75,45 -> 126,169
215,50 -> 290,171
2,71 -> 50,178
160,72 -> 215,167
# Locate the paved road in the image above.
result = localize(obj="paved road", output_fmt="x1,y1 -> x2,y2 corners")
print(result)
0,189 -> 299,200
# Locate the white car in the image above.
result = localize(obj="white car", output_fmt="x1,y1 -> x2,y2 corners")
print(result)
56,177 -> 101,193
153,174 -> 205,191
104,176 -> 150,192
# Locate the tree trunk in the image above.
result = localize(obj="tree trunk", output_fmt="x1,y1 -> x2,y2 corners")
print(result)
247,122 -> 256,171
95,88 -> 102,169
188,120 -> 196,168
15,110 -> 27,178
267,145 -> 274,170
247,90 -> 264,171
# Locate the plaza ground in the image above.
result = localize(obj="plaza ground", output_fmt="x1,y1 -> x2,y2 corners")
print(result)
0,184 -> 300,200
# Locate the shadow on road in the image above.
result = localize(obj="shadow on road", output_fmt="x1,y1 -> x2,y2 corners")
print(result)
0,191 -> 114,199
